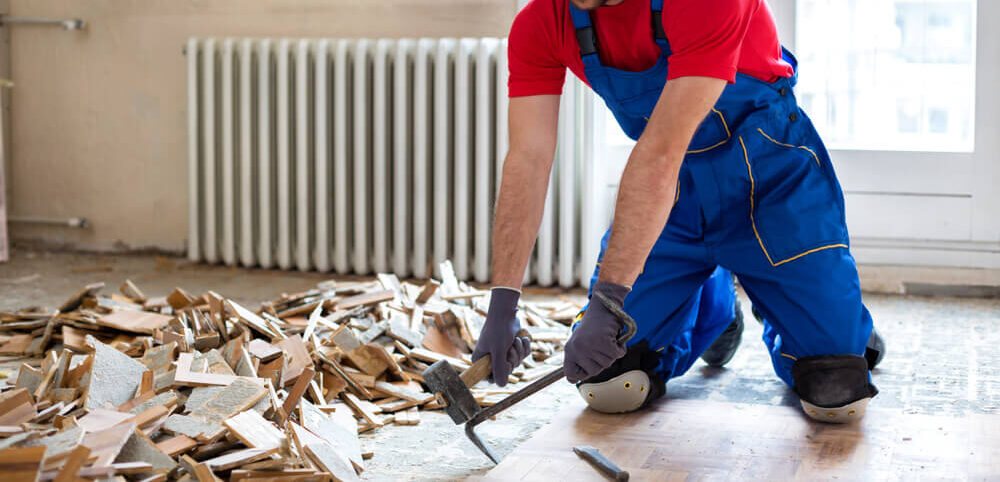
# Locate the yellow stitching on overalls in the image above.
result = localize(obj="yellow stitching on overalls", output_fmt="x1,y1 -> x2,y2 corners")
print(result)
757,128 -> 821,168
780,353 -> 798,361
686,109 -> 731,154
740,136 -> 776,266
772,244 -> 848,266
740,136 -> 848,267
714,108 -> 731,136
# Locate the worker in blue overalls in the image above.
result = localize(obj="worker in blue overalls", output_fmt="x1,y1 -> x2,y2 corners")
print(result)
473,0 -> 884,423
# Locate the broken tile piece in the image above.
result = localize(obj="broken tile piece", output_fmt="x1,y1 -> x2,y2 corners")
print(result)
23,426 -> 84,461
81,422 -> 136,466
84,336 -> 147,410
162,414 -> 222,440
115,431 -> 176,472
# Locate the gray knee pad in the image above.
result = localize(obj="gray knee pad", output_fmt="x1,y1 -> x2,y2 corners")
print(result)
578,370 -> 652,413
576,340 -> 666,414
792,354 -> 878,423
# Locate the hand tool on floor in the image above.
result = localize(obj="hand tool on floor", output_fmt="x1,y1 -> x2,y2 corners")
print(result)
424,292 -> 637,464
573,445 -> 630,481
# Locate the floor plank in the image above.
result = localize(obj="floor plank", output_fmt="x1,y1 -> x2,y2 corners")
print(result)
480,398 -> 1000,481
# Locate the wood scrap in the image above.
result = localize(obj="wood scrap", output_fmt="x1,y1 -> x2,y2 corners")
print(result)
81,422 -> 136,466
281,367 -> 315,421
275,335 -> 310,386
76,408 -> 132,432
120,279 -> 148,303
155,434 -> 197,457
248,339 -> 282,362
287,422 -> 359,482
98,309 -> 172,335
0,388 -> 36,425
53,445 -> 90,482
223,410 -> 286,452
0,334 -> 33,355
0,260 -> 571,480
202,447 -> 276,471
58,282 -> 104,313
0,446 -> 46,481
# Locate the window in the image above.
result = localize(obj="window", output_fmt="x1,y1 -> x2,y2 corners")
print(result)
794,0 -> 976,152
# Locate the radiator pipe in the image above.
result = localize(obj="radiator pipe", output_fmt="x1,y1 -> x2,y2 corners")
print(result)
9,216 -> 89,228
0,16 -> 86,31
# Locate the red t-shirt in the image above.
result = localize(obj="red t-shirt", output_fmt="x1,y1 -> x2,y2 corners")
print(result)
508,0 -> 794,97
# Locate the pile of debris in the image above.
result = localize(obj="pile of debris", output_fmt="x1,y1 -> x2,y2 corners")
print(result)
0,261 -> 578,481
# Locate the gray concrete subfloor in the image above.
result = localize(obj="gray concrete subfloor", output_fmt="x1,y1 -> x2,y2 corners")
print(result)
2,249 -> 999,480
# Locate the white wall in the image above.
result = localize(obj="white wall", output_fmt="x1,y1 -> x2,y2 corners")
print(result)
6,0 -> 518,253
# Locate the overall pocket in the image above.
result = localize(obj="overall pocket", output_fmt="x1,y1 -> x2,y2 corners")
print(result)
738,128 -> 848,266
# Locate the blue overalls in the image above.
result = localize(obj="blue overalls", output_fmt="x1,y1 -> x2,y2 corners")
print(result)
573,0 -> 874,387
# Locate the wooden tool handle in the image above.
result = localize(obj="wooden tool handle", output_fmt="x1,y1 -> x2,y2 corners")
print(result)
460,329 -> 531,387
460,355 -> 493,387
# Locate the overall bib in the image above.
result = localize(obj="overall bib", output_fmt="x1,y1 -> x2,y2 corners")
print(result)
573,0 -> 874,387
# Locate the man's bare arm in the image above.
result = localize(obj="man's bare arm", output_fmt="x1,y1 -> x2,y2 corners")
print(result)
597,76 -> 727,287
491,95 -> 561,289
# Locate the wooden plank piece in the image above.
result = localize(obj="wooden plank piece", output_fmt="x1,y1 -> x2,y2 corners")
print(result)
53,445 -> 90,482
223,410 -> 286,452
334,290 -> 395,311
202,447 -> 276,471
0,388 -> 36,425
340,393 -> 383,428
281,367 -> 315,422
81,421 -> 136,466
0,446 -> 46,481
97,309 -> 172,335
155,435 -> 198,457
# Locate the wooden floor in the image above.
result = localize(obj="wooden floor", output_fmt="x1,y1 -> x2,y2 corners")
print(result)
478,398 -> 1000,481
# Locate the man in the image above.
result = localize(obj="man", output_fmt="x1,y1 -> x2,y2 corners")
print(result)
473,0 -> 883,422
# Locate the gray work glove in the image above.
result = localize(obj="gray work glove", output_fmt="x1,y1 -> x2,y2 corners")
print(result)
564,281 -> 631,384
471,287 -> 531,387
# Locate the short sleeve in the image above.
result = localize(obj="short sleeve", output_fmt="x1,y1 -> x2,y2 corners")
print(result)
508,2 -> 567,97
664,0 -> 758,83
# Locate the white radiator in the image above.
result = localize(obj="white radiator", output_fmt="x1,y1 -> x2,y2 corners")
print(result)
186,37 -> 601,287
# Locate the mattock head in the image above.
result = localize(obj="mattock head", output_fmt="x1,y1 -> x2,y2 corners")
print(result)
422,359 -> 481,424
465,418 -> 500,464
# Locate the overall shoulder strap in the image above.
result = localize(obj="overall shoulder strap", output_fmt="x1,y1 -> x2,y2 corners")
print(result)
650,0 -> 670,53
569,3 -> 599,58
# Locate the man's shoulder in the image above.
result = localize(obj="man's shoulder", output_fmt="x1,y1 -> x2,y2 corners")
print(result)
515,0 -> 564,26
510,0 -> 566,50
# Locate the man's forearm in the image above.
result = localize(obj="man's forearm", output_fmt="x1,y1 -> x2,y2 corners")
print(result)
597,148 -> 682,286
491,153 -> 553,288
597,76 -> 726,287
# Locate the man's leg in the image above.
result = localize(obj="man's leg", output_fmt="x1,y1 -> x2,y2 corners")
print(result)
731,247 -> 877,423
577,248 -> 716,413
574,166 -> 733,413
714,126 -> 877,423
695,269 -> 744,368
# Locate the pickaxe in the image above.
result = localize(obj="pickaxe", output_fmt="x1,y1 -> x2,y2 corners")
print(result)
423,292 -> 638,464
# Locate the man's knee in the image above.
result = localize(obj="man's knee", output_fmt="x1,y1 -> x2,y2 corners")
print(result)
792,354 -> 878,423
576,340 -> 666,413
